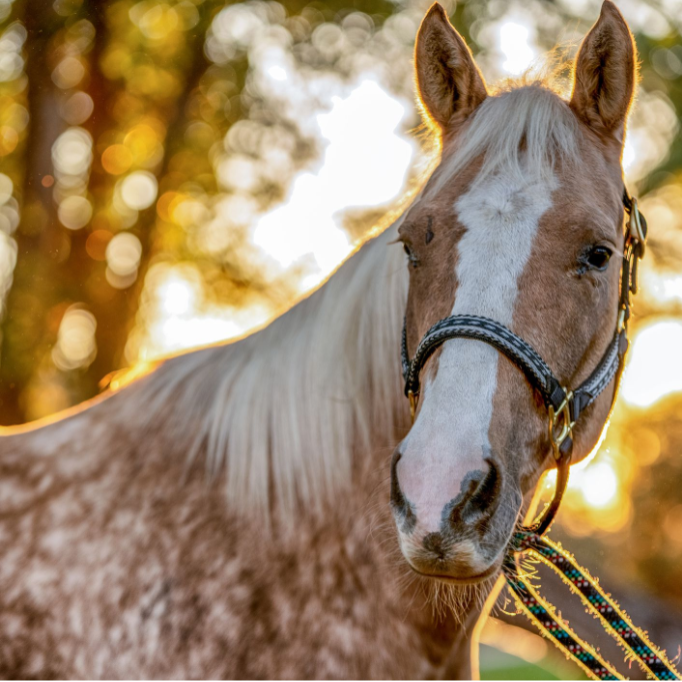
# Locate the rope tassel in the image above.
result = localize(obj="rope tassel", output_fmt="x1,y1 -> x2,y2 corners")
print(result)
505,532 -> 681,681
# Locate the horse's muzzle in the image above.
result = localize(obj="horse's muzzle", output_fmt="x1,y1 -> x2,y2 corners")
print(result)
390,451 -> 520,581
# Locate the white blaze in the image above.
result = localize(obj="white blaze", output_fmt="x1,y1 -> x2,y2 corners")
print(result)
400,169 -> 555,531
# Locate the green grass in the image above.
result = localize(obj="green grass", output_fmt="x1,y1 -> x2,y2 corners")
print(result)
479,644 -> 579,680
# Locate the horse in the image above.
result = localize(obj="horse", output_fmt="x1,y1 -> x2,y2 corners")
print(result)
0,1 -> 637,678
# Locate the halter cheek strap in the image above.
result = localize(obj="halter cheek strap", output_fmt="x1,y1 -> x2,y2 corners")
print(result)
400,188 -> 647,536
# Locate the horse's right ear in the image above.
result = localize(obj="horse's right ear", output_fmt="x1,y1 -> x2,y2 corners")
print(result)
415,3 -> 487,131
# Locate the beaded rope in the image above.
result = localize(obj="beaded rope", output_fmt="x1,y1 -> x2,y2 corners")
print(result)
503,554 -> 621,680
505,532 -> 681,681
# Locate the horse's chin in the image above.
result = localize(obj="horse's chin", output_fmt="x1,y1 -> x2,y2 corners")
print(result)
408,560 -> 502,585
401,547 -> 505,585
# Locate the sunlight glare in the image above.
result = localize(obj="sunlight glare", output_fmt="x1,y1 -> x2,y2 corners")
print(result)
581,462 -> 618,509
130,263 -> 274,360
642,269 -> 682,305
499,21 -> 536,76
252,78 -> 415,284
621,320 -> 682,407
52,306 -> 97,371
158,274 -> 196,316
267,65 -> 287,81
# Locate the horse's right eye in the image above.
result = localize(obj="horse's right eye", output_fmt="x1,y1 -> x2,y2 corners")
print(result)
403,243 -> 419,268
584,245 -> 612,271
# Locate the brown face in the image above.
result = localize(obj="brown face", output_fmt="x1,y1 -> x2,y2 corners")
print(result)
390,1 -> 636,583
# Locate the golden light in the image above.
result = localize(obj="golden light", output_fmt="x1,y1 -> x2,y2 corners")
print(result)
538,437 -> 632,533
267,65 -> 287,81
0,209 -> 10,235
662,505 -> 682,551
123,121 -> 165,167
0,231 -> 17,286
60,91 -> 94,126
480,618 -> 548,665
217,155 -> 260,193
127,4 -> 682,559
120,171 -> 158,211
52,306 -> 97,371
641,268 -> 682,306
127,263 -> 274,360
169,197 -> 209,231
131,2 -> 180,41
252,78 -> 415,287
621,319 -> 682,408
51,127 -> 94,228
208,4 -> 263,52
51,0 -> 78,18
580,461 -> 619,509
0,196 -> 18,234
157,273 -> 195,316
51,56 -> 85,90
0,0 -> 11,22
105,232 -> 142,289
85,229 -> 112,261
101,144 -> 134,175
196,194 -> 259,256
58,195 -> 92,230
623,90 -> 679,181
0,22 -> 26,82
0,172 -> 11,204
133,72 -> 417,360
0,126 -> 18,156
52,127 -> 92,177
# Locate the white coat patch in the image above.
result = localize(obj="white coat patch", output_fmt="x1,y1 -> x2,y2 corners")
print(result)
400,169 -> 556,531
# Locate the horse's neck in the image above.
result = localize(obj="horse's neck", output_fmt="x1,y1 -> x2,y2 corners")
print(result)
122,219 -> 409,519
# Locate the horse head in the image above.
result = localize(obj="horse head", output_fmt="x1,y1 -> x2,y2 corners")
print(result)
391,1 -> 636,583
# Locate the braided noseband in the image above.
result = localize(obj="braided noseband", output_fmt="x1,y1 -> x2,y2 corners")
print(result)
400,188 -> 647,536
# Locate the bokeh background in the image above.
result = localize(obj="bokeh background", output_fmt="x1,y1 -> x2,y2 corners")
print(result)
0,0 -> 681,677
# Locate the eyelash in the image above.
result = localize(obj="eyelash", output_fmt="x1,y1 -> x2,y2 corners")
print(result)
579,245 -> 613,273
403,243 -> 419,267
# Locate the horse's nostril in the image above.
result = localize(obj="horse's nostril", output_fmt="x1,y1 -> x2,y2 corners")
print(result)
459,458 -> 503,523
389,449 -> 405,511
390,449 -> 416,533
423,532 -> 447,559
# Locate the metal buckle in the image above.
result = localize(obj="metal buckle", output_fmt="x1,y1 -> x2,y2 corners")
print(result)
617,307 -> 627,333
547,388 -> 574,461
628,198 -> 646,257
408,390 -> 418,422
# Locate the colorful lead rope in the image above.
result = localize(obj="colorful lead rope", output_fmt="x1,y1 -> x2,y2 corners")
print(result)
504,532 -> 681,681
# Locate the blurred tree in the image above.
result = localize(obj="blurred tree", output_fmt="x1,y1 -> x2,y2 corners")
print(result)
0,0 -> 415,423
3,0 -> 678,426
0,0 -> 215,422
0,0 -> 68,424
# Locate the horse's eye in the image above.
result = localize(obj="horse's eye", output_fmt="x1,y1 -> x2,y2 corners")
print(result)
584,245 -> 612,271
403,243 -> 419,268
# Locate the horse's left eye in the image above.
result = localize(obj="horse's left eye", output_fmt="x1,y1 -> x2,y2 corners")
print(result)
584,245 -> 612,271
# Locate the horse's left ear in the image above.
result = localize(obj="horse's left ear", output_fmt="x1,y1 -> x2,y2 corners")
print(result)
570,0 -> 637,144
415,3 -> 487,131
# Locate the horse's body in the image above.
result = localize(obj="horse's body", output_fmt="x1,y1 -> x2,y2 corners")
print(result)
0,1 -> 639,677
0,227 -> 480,678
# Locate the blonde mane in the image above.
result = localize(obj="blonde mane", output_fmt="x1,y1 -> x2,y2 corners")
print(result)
132,222 -> 408,519
428,82 -> 580,196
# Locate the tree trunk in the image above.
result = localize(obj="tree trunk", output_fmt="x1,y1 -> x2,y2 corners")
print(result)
0,1 -> 212,424
86,10 -> 211,383
0,2 -> 67,424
